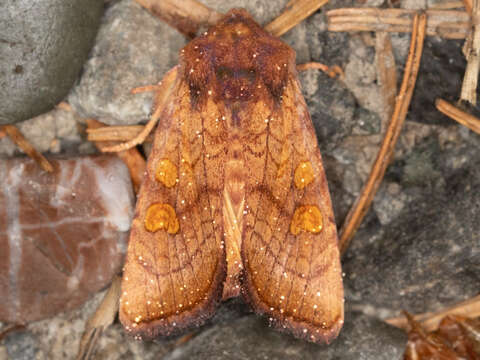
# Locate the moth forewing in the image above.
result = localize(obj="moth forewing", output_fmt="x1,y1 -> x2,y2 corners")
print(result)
241,77 -> 344,344
119,67 -> 227,339
119,8 -> 344,344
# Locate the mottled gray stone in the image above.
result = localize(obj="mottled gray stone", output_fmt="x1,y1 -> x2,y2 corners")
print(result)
0,0 -> 103,124
162,311 -> 406,360
4,331 -> 38,360
343,135 -> 480,316
68,0 -> 186,125
373,182 -> 409,226
352,107 -> 381,135
0,107 -> 85,157
409,38 -> 467,126
300,69 -> 356,152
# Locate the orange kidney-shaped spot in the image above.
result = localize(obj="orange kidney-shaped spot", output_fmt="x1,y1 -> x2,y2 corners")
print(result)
155,159 -> 178,188
294,161 -> 314,189
290,205 -> 323,235
144,203 -> 179,234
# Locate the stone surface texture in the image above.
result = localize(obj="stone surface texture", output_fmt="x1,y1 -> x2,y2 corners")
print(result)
0,156 -> 134,324
0,0 -> 103,124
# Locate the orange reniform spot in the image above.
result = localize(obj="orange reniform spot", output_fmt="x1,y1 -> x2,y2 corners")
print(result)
155,159 -> 178,188
294,161 -> 314,189
145,203 -> 179,234
290,205 -> 323,235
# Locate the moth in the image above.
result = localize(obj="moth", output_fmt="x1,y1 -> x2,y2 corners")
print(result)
119,8 -> 344,344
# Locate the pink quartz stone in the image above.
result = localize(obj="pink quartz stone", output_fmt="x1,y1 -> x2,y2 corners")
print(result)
0,156 -> 135,323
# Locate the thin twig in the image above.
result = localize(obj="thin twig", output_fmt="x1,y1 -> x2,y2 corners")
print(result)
296,62 -> 344,78
76,276 -> 122,360
328,8 -> 469,39
1,125 -> 54,173
431,1 -> 469,10
375,31 -> 397,130
86,125 -> 145,142
339,13 -> 427,255
131,84 -> 163,94
134,0 -> 222,38
265,0 -> 329,37
386,294 -> 480,332
460,0 -> 480,104
0,324 -> 26,342
86,119 -> 146,193
436,98 -> 480,133
464,0 -> 474,14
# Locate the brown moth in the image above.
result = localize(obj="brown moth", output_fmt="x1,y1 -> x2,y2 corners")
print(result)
119,9 -> 344,344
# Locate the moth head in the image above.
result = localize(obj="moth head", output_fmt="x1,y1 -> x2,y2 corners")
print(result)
181,9 -> 296,106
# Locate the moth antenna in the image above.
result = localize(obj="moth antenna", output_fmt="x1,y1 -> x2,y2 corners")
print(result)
131,84 -> 163,94
100,103 -> 163,152
102,66 -> 179,153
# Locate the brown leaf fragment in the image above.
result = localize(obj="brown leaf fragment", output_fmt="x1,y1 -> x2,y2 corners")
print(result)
387,295 -> 480,332
76,276 -> 122,360
404,313 -> 480,359
404,312 -> 461,360
435,316 -> 480,359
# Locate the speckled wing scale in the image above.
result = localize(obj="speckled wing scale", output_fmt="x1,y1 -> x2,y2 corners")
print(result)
119,9 -> 344,344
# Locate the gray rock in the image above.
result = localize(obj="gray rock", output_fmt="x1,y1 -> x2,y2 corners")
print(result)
343,136 -> 480,316
4,330 -> 38,360
0,106 -> 85,157
352,107 -> 381,136
68,0 -> 186,125
299,69 -> 356,153
0,0 -> 103,124
409,37 -> 467,126
163,311 -> 406,360
373,182 -> 409,226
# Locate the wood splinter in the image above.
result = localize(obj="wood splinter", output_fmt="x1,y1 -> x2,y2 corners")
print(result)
0,124 -> 53,173
436,98 -> 480,134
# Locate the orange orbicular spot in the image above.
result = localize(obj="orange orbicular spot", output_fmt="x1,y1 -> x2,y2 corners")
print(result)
155,159 -> 178,188
145,203 -> 179,234
294,161 -> 314,189
290,205 -> 323,235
